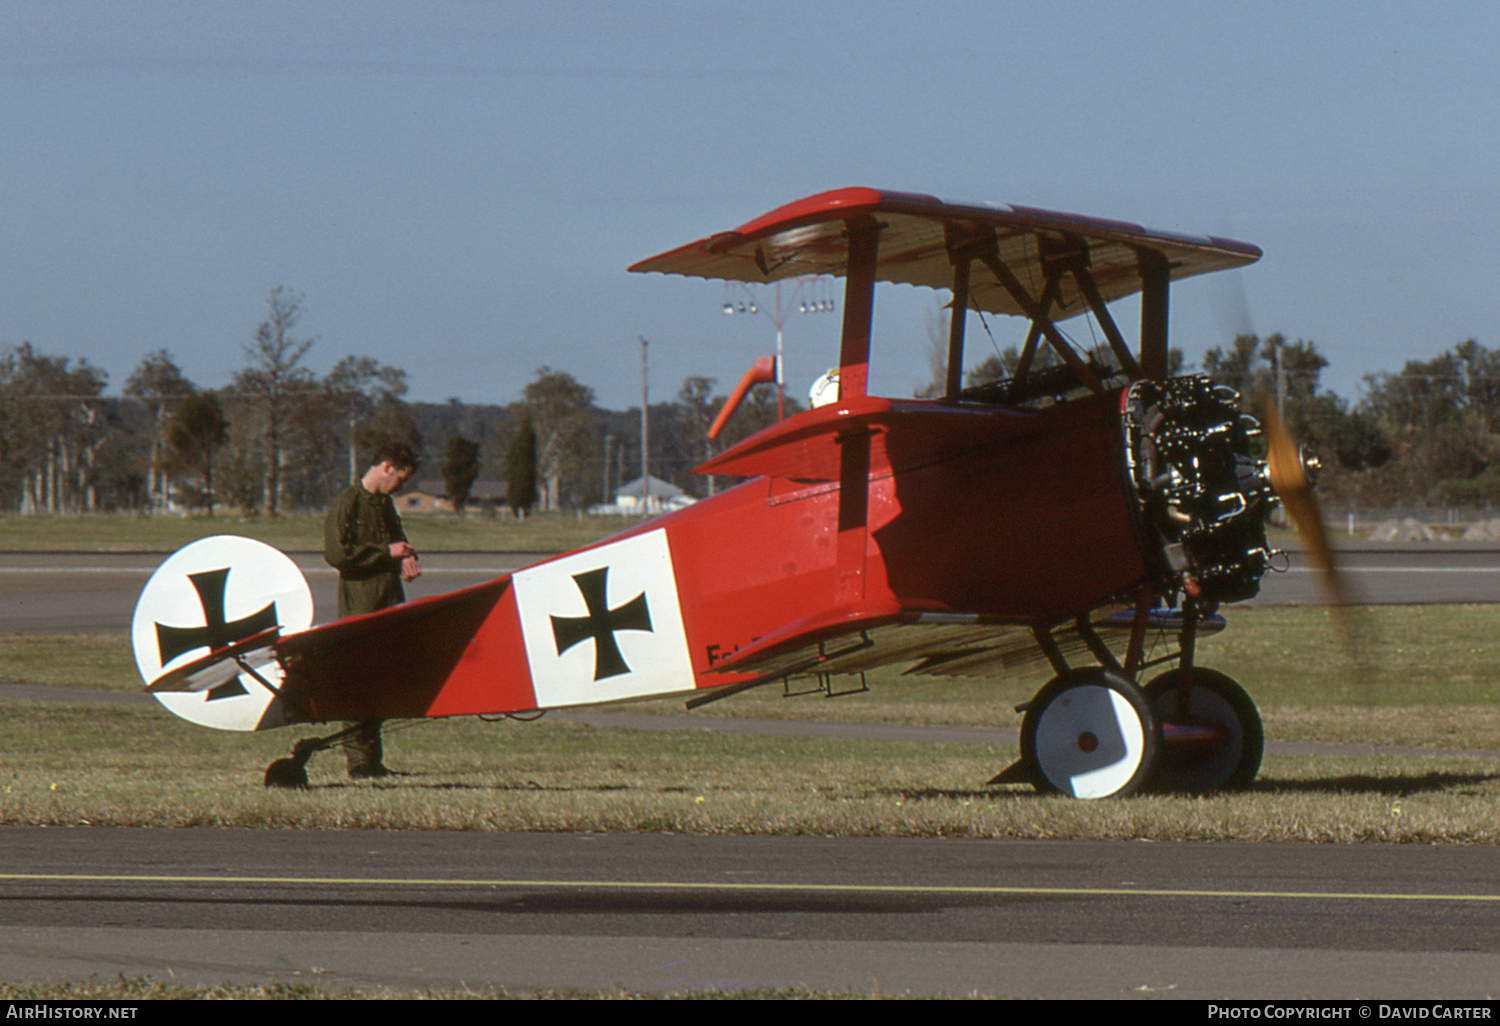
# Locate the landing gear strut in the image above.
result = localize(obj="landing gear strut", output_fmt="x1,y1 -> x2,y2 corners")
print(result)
991,597 -> 1261,798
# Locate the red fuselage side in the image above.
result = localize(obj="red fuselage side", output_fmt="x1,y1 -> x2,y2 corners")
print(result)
452,390 -> 1142,713
281,391 -> 1150,721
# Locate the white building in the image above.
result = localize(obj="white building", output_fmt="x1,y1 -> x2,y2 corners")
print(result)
613,475 -> 696,515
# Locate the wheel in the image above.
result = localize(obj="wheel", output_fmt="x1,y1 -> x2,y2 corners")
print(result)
1143,667 -> 1263,793
1020,669 -> 1160,798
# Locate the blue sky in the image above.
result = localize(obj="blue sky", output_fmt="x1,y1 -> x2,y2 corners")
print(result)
4,1 -> 1498,409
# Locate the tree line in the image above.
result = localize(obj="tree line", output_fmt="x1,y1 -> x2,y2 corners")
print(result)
2,288 -> 1497,516
0,288 -> 422,517
0,288 -> 792,517
1197,332 -> 1500,509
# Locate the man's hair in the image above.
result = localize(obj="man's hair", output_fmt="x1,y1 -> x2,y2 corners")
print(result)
370,441 -> 419,472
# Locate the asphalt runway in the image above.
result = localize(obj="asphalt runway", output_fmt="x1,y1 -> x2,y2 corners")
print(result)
0,551 -> 553,632
6,828 -> 1500,998
3,544 -> 1500,633
1258,544 -> 1500,605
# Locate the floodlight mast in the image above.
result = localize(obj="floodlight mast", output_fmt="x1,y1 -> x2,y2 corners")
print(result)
722,275 -> 837,419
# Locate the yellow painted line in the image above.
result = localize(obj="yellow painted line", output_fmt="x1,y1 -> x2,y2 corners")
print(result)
1,873 -> 1498,904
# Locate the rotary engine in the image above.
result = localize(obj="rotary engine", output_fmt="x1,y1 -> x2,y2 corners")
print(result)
1123,376 -> 1280,605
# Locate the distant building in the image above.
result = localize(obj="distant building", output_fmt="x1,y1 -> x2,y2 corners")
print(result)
399,479 -> 508,514
613,475 -> 696,515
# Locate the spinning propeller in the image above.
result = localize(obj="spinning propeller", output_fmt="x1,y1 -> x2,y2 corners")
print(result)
1259,399 -> 1370,687
1260,398 -> 1345,608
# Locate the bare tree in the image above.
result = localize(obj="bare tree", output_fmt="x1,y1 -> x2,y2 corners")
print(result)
0,344 -> 108,514
233,287 -> 316,516
916,303 -> 947,398
677,375 -> 720,496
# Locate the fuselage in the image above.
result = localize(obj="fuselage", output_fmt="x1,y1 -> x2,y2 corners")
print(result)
277,390 -> 1153,722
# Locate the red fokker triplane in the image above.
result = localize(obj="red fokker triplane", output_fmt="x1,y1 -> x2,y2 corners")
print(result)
133,187 -> 1328,798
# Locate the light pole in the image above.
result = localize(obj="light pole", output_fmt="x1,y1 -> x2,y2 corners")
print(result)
639,335 -> 650,514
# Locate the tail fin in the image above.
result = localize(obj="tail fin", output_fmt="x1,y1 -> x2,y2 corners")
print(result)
131,535 -> 314,732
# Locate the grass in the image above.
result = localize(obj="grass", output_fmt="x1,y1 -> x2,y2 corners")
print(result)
0,514 -> 1375,554
0,698 -> 1497,842
0,510 -> 626,553
688,603 -> 1500,728
6,605 -> 1500,840
0,979 -> 902,1000
0,632 -> 136,691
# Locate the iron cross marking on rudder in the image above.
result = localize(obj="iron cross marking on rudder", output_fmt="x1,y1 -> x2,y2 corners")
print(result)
154,568 -> 278,699
550,566 -> 653,681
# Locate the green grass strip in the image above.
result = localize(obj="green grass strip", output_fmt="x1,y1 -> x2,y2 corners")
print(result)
6,872 -> 1499,904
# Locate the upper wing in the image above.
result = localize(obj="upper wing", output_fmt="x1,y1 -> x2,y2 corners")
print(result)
629,187 -> 1260,321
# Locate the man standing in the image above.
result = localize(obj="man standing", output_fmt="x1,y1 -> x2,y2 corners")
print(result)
323,440 -> 422,778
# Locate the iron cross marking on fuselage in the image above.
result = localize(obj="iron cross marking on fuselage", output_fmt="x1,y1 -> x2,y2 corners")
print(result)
154,568 -> 278,700
550,567 -> 653,681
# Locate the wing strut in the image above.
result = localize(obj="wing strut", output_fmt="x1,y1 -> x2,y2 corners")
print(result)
834,216 -> 881,605
943,227 -> 994,400
1138,249 -> 1171,380
978,250 -> 1103,393
836,216 -> 881,401
945,254 -> 971,399
1013,270 -> 1062,379
1067,257 -> 1140,378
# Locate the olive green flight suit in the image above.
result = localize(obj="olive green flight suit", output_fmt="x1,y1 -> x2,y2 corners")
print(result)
323,483 -> 411,775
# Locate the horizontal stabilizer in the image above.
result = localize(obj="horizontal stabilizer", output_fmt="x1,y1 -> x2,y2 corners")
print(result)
146,626 -> 281,694
131,535 -> 317,732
